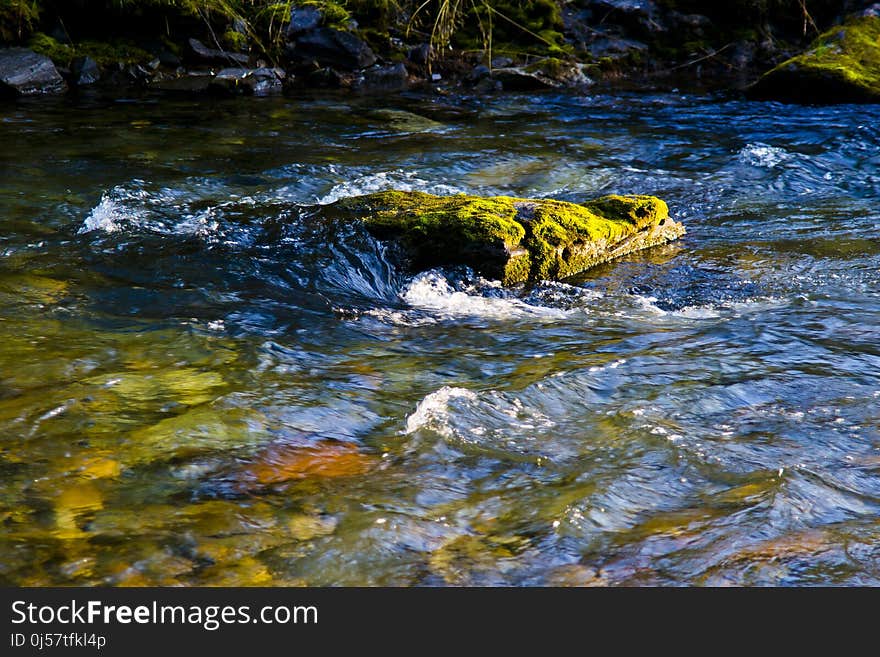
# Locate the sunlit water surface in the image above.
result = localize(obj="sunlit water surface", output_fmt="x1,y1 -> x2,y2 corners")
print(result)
1,89 -> 879,586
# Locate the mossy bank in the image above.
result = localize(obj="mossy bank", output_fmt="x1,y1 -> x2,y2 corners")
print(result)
1,1 -> 874,99
749,13 -> 880,103
334,190 -> 685,285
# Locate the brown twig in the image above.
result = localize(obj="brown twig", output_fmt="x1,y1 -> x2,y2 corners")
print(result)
663,42 -> 733,73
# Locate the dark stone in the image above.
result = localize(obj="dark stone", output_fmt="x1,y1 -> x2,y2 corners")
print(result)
358,63 -> 409,93
0,48 -> 67,96
587,0 -> 665,37
209,67 -> 285,96
188,38 -> 249,66
288,6 -> 323,36
585,34 -> 648,59
151,73 -> 214,94
157,50 -> 181,68
127,64 -> 154,85
71,56 -> 100,86
491,56 -> 513,68
669,12 -> 712,33
290,28 -> 376,70
469,64 -> 491,81
525,59 -> 593,88
249,67 -> 286,95
493,67 -> 560,91
407,43 -> 433,65
306,67 -> 344,88
472,76 -> 500,94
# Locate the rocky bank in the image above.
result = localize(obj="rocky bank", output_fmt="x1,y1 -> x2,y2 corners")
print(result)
0,1 -> 878,103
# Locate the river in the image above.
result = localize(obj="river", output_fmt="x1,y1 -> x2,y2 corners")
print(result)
1,89 -> 878,585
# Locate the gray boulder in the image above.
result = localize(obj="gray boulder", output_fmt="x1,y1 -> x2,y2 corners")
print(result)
289,28 -> 376,70
0,48 -> 67,96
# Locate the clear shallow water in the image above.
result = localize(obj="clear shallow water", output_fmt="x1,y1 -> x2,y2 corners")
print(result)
0,90 -> 878,586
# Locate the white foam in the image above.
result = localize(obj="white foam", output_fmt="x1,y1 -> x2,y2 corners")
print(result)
361,308 -> 438,327
404,386 -> 478,436
627,293 -> 786,320
316,171 -> 463,205
400,270 -> 571,321
738,143 -> 791,168
79,193 -> 126,233
173,210 -> 220,237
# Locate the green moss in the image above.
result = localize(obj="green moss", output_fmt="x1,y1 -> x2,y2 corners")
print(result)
524,56 -> 564,77
29,32 -> 153,65
521,195 -> 672,280
302,0 -> 351,28
338,191 -> 530,283
222,28 -> 248,51
582,194 -> 668,231
336,190 -> 685,284
750,15 -> 880,103
78,40 -> 154,65
28,32 -> 75,63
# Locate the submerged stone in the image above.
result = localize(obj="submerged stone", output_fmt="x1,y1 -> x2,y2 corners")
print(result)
748,14 -> 880,104
334,190 -> 685,285
237,440 -> 375,487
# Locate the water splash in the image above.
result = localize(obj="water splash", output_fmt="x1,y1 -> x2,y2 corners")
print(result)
400,270 -> 572,321
316,170 -> 464,205
738,143 -> 792,168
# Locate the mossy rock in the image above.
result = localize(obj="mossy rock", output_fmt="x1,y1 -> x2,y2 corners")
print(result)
334,190 -> 685,285
748,15 -> 880,104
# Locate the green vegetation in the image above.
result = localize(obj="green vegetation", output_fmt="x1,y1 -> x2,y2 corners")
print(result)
338,190 -> 685,284
29,32 -> 153,65
750,15 -> 880,102
407,0 -> 566,58
0,1 -> 866,81
0,0 -> 40,42
0,0 -> 571,65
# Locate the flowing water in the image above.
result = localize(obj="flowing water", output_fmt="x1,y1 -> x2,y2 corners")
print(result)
1,89 -> 878,586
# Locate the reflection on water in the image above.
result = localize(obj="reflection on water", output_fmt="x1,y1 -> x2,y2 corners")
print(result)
0,90 -> 879,586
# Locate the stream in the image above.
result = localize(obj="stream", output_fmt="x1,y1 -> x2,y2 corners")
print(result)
1,89 -> 879,585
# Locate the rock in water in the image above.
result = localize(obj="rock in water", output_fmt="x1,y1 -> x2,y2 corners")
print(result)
238,440 -> 374,487
71,56 -> 100,86
0,48 -> 67,96
209,67 -> 285,95
748,14 -> 880,104
492,67 -> 561,91
334,191 -> 685,285
358,63 -> 409,93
